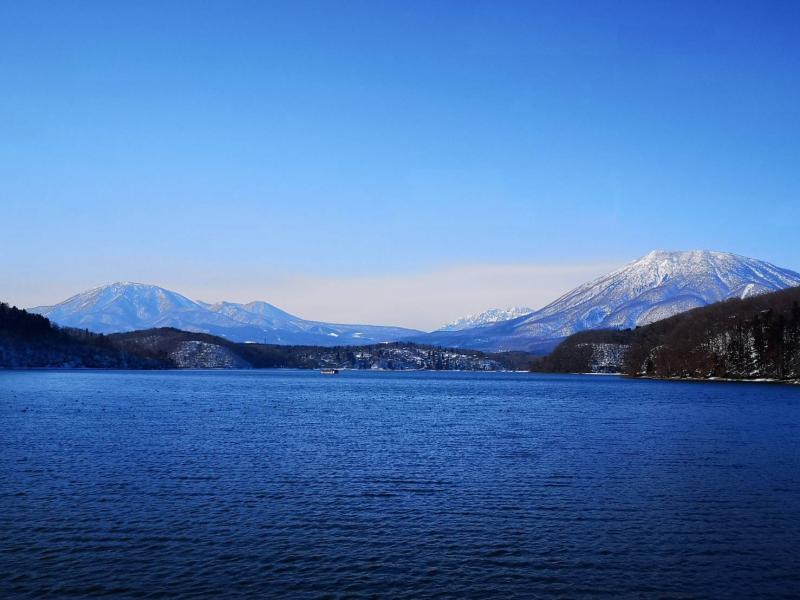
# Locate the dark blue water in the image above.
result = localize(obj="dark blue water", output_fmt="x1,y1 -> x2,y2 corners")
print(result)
2,370 -> 800,599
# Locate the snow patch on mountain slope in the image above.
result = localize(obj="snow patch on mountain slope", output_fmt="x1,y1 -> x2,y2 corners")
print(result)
438,307 -> 534,331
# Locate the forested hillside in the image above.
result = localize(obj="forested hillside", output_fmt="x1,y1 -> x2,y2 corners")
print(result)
0,303 -> 163,368
110,328 -> 534,371
535,287 -> 800,381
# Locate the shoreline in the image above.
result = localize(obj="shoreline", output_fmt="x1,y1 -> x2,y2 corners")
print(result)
532,369 -> 800,386
0,366 -> 523,373
4,366 -> 799,385
628,374 -> 800,386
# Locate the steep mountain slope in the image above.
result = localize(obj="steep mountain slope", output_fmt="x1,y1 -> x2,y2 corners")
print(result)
413,250 -> 800,352
31,283 -> 422,346
437,307 -> 534,331
35,282 -> 248,335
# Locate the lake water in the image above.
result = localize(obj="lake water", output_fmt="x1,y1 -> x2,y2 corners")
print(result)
1,370 -> 800,599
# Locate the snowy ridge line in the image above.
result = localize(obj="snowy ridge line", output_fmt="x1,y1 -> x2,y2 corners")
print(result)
412,250 -> 800,353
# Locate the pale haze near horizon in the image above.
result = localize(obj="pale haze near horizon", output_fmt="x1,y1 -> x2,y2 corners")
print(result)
8,261 -> 619,332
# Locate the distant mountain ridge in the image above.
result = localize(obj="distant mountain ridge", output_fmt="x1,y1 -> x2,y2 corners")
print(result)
438,307 -> 534,331
28,250 -> 800,352
411,250 -> 800,353
31,282 -> 422,346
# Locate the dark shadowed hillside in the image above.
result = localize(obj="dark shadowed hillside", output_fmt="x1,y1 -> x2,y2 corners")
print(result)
0,303 -> 164,368
535,286 -> 800,381
534,329 -> 634,374
110,328 -> 536,371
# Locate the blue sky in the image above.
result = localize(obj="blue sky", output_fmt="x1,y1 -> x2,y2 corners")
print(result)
2,1 -> 800,327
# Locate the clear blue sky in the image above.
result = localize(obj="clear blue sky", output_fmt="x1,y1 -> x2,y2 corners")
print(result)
2,1 -> 800,324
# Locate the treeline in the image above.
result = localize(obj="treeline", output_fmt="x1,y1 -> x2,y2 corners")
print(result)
286,344 -> 535,371
533,329 -> 632,374
0,303 -> 53,339
0,303 -> 163,368
626,287 -> 800,379
535,286 -> 800,381
111,328 -> 536,371
1,304 -> 537,371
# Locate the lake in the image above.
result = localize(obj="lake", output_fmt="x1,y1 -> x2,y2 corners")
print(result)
1,370 -> 799,598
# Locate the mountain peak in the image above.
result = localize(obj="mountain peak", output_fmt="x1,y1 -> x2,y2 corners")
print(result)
414,250 -> 800,353
526,250 -> 800,343
104,281 -> 159,289
82,281 -> 179,299
639,249 -> 727,263
30,282 -> 423,345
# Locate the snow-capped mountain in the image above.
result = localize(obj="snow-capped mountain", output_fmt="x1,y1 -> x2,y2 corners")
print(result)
438,307 -> 534,331
412,250 -> 800,353
28,251 -> 800,352
34,282 -> 237,334
31,282 -> 422,346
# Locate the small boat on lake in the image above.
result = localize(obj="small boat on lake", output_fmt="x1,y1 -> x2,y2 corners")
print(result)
320,369 -> 340,375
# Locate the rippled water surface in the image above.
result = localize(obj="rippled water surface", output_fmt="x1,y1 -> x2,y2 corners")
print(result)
2,370 -> 800,599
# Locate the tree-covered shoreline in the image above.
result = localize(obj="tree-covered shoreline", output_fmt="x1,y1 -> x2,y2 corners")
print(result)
535,287 -> 800,382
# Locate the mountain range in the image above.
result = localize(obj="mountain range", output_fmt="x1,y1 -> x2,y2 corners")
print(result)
31,282 -> 422,346
409,250 -> 800,352
30,250 -> 800,352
